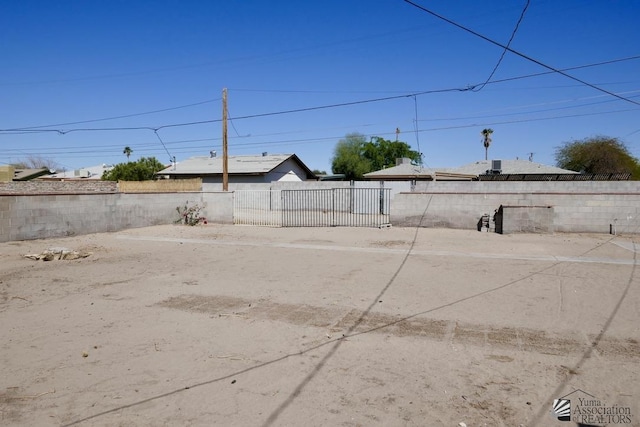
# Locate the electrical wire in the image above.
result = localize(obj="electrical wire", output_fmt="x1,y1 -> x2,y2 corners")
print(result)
12,98 -> 221,131
403,0 -> 640,107
1,105 -> 636,160
153,130 -> 173,162
472,0 -> 530,92
412,96 -> 422,164
419,92 -> 640,122
2,54 -> 639,137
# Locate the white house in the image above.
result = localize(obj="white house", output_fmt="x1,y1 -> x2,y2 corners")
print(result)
155,153 -> 317,184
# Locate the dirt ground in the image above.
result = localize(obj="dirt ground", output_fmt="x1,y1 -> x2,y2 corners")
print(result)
1,224 -> 638,426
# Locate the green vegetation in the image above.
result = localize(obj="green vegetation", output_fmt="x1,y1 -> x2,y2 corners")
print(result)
175,202 -> 207,226
555,136 -> 640,179
331,133 -> 421,180
123,146 -> 133,160
481,128 -> 494,161
102,157 -> 166,181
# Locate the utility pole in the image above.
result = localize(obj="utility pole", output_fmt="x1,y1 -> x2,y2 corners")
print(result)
222,88 -> 229,191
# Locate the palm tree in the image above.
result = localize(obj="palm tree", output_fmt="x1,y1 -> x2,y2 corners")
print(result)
481,128 -> 493,160
123,146 -> 132,161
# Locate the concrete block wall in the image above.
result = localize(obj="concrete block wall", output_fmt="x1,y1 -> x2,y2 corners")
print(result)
495,206 -> 554,234
4,180 -> 640,241
0,180 -> 117,194
393,181 -> 640,233
0,192 -> 233,242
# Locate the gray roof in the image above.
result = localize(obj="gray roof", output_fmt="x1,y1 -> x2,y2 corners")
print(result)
13,168 -> 51,181
42,164 -> 115,180
157,154 -> 314,177
443,159 -> 578,175
364,163 -> 435,179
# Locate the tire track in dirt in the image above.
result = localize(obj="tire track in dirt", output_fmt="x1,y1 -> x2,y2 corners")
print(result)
158,294 -> 639,359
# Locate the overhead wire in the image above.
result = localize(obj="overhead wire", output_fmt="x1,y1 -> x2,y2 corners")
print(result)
472,0 -> 530,92
403,0 -> 640,107
1,104 -> 637,160
153,130 -> 173,162
2,54 -> 639,138
10,98 -> 221,131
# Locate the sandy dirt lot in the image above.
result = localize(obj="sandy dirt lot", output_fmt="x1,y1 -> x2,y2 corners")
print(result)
1,224 -> 638,426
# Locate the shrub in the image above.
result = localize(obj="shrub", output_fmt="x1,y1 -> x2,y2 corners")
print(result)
175,202 -> 207,226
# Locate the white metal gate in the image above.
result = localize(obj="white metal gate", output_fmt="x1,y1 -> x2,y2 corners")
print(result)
233,190 -> 282,226
233,188 -> 390,227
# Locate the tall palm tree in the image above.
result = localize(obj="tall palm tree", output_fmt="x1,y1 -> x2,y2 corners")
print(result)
481,128 -> 493,160
123,146 -> 132,161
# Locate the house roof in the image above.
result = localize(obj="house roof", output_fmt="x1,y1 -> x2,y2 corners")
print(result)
444,159 -> 578,175
156,154 -> 316,179
363,163 -> 476,181
364,163 -> 435,179
13,168 -> 52,181
40,164 -> 115,180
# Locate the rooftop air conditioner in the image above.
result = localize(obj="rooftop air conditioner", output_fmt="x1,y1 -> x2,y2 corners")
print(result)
490,159 -> 502,174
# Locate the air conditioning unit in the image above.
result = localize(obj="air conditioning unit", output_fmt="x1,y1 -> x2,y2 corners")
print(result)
74,169 -> 91,178
490,159 -> 502,174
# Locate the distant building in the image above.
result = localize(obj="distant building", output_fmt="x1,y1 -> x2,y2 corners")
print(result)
445,159 -> 578,176
0,166 -> 51,181
155,153 -> 317,183
362,157 -> 629,181
39,164 -> 115,181
447,159 -> 628,181
363,158 -> 476,181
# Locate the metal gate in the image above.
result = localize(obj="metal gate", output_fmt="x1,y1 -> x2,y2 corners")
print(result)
233,188 -> 391,227
233,190 -> 282,226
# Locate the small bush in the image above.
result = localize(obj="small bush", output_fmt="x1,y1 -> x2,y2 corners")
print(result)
175,202 -> 207,226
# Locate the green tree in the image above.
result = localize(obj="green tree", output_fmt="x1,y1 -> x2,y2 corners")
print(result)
481,128 -> 493,161
331,133 -> 421,180
331,133 -> 371,180
555,136 -> 640,179
311,169 -> 327,175
123,146 -> 133,161
102,157 -> 166,181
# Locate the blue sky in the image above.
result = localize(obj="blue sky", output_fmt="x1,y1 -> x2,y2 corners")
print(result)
2,0 -> 639,173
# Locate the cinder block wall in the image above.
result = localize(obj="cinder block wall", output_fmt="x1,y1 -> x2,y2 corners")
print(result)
392,181 -> 640,233
0,180 -> 117,194
0,192 -> 233,242
495,206 -> 554,234
4,180 -> 640,241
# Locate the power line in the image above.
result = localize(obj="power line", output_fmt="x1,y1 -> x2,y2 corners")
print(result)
403,0 -> 640,107
483,55 -> 640,88
412,96 -> 421,161
9,98 -> 221,131
2,56 -> 639,138
0,88 -> 467,135
153,130 -> 173,162
3,107 -> 637,162
419,91 -> 640,122
1,103 -> 636,159
473,0 -> 530,92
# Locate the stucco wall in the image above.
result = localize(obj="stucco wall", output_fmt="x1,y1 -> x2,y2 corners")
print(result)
0,192 -> 232,242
